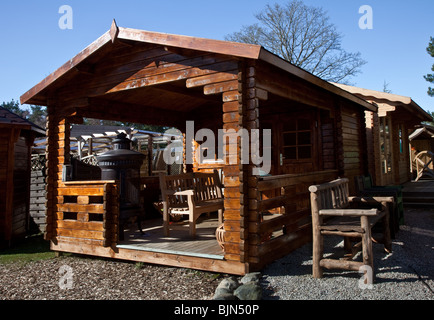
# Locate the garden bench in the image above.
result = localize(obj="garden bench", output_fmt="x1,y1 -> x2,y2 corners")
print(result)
309,178 -> 393,284
159,170 -> 224,237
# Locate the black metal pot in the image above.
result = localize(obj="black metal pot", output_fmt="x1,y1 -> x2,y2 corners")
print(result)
97,133 -> 145,240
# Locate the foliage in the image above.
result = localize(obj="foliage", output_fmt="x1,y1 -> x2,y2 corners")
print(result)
422,110 -> 434,126
424,36 -> 434,97
225,0 -> 366,83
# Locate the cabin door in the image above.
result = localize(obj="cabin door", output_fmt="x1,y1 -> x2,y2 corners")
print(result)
276,112 -> 319,175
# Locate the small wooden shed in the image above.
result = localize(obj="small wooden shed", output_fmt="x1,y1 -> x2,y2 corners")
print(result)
20,21 -> 377,274
409,124 -> 434,180
0,107 -> 45,246
333,83 -> 432,187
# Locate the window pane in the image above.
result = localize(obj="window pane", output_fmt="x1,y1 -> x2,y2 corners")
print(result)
298,119 -> 310,131
284,147 -> 296,159
282,119 -> 297,132
298,146 -> 312,159
298,132 -> 311,145
283,133 -> 296,146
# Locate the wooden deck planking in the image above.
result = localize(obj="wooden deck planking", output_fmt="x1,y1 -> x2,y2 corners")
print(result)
117,214 -> 224,259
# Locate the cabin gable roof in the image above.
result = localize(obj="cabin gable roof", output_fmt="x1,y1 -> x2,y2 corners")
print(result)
21,21 -> 376,113
0,106 -> 45,136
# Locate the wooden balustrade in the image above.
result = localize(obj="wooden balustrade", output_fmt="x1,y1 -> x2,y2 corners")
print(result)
56,181 -> 119,247
249,170 -> 338,268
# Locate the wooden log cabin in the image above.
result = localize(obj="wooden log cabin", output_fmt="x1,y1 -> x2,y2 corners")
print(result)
0,107 -> 45,246
333,83 -> 432,186
20,21 -> 378,274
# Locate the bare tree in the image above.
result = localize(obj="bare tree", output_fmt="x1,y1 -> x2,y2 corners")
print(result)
226,1 -> 366,83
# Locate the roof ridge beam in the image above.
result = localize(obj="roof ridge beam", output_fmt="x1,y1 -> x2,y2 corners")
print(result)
116,27 -> 262,59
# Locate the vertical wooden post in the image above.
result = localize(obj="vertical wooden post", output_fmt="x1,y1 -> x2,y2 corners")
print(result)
360,215 -> 373,271
244,61 -> 262,268
147,135 -> 153,176
221,62 -> 248,268
44,104 -> 70,241
311,191 -> 323,278
44,108 -> 56,241
382,201 -> 392,253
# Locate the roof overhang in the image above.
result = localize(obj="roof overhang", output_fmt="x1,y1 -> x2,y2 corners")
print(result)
21,20 -> 377,113
332,82 -> 432,122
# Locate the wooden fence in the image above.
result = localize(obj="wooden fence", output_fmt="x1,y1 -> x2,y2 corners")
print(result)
30,170 -> 46,232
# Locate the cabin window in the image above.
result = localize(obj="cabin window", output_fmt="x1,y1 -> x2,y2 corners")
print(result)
399,125 -> 404,154
282,118 -> 312,161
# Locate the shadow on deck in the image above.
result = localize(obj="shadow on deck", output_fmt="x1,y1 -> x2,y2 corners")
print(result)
117,213 -> 224,260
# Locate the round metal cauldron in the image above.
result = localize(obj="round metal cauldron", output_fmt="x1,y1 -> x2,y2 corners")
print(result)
97,133 -> 145,239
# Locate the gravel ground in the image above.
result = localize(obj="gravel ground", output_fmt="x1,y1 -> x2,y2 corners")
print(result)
0,256 -> 220,300
0,208 -> 432,300
261,208 -> 434,300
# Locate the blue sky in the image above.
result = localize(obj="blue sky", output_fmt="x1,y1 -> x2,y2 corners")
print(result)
0,0 -> 433,112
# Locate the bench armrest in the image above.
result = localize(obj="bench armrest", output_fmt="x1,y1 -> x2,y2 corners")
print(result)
348,196 -> 394,204
165,189 -> 195,196
319,208 -> 379,216
173,190 -> 195,196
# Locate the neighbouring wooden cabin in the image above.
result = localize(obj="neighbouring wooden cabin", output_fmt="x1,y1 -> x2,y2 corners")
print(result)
0,107 -> 45,246
333,83 -> 432,187
409,124 -> 434,180
20,21 -> 377,274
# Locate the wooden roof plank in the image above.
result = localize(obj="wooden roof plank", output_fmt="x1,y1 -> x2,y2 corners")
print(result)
117,27 -> 262,59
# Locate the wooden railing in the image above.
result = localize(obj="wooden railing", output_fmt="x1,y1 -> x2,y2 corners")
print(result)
249,170 -> 338,267
56,181 -> 119,247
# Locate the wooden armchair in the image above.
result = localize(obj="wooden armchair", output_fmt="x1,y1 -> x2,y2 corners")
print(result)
309,178 -> 393,284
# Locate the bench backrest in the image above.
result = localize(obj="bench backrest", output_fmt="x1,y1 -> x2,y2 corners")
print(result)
308,178 -> 350,211
192,171 -> 223,203
159,171 -> 223,208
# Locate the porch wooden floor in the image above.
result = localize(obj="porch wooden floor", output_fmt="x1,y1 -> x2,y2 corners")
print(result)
116,213 -> 224,259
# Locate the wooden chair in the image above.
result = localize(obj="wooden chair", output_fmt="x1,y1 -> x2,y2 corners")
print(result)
354,174 -> 404,238
309,178 -> 393,284
159,170 -> 224,237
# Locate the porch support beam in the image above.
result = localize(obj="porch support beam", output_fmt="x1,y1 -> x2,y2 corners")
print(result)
73,98 -> 186,128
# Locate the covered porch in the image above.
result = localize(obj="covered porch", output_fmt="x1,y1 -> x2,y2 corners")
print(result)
21,21 -> 377,275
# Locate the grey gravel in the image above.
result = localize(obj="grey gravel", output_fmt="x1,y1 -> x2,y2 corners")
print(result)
261,208 -> 434,300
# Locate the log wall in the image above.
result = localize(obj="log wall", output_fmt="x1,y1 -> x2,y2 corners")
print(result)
0,127 -> 32,244
0,127 -> 16,243
12,137 -> 31,237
